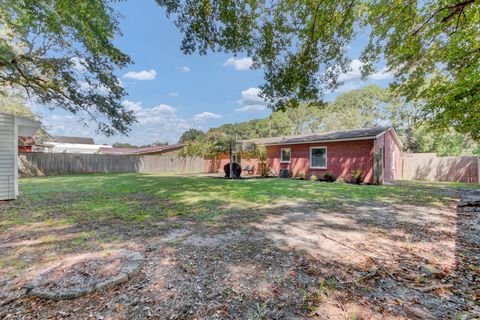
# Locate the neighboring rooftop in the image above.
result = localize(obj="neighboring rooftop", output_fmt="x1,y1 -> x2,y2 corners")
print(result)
245,127 -> 393,146
45,136 -> 95,145
98,144 -> 184,155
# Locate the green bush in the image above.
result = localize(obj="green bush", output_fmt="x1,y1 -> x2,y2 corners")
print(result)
310,174 -> 318,181
349,169 -> 364,184
296,172 -> 306,180
322,172 -> 335,182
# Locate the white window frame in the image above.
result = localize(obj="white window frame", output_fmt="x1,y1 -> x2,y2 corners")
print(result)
280,148 -> 291,163
309,147 -> 327,169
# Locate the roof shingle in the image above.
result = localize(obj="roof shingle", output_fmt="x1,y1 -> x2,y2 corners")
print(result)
245,127 -> 391,146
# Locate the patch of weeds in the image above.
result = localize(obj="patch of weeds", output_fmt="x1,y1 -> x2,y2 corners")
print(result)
303,278 -> 337,315
41,234 -> 57,244
209,255 -> 221,262
247,302 -> 267,320
181,262 -> 195,274
0,258 -> 28,272
221,286 -> 234,298
97,234 -> 120,244
71,231 -> 96,246
166,239 -> 183,248
195,209 -> 226,222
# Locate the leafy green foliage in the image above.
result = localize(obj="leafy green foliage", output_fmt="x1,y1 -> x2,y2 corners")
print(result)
322,172 -> 335,183
409,125 -> 480,156
349,169 -> 365,184
156,0 -> 480,140
178,128 -> 205,143
0,0 -> 134,135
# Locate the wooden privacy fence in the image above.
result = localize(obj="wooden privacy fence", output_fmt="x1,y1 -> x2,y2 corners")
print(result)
18,153 -> 205,177
401,153 -> 479,183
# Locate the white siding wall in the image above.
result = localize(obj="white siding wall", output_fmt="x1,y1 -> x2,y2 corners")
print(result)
0,113 -> 15,200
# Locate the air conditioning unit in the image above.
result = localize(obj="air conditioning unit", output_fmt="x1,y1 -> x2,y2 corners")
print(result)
279,169 -> 289,178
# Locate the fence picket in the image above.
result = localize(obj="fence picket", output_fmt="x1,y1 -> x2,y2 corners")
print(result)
18,153 -> 204,177
401,153 -> 479,183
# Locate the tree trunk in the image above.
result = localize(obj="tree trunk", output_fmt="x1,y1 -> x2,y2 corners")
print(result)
229,146 -> 233,179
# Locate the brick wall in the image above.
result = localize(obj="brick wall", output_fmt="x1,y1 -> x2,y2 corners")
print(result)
266,140 -> 375,183
204,153 -> 261,175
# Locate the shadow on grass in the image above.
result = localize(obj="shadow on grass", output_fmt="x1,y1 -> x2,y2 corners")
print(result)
0,174 -> 476,318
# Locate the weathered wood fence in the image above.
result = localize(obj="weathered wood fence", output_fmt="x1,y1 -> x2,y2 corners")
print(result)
401,153 -> 479,183
18,153 -> 205,177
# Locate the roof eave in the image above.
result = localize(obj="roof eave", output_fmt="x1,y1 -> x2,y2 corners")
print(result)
375,127 -> 403,148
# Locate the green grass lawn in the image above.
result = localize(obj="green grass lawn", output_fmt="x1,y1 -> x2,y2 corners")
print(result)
2,173 -> 474,229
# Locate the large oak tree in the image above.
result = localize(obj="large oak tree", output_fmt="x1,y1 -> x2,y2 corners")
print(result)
0,0 -> 134,135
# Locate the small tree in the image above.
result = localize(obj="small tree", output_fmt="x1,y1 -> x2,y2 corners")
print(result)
243,142 -> 268,177
179,131 -> 241,179
212,135 -> 241,179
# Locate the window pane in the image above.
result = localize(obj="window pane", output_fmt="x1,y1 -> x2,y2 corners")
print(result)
281,149 -> 291,161
311,148 -> 326,167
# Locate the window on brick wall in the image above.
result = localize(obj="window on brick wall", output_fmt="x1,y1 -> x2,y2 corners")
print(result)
280,148 -> 291,163
310,147 -> 327,169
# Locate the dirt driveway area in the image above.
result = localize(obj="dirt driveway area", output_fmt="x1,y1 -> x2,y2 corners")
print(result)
0,175 -> 478,319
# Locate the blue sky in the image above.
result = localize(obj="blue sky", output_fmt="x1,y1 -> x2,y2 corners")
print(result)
37,1 -> 393,145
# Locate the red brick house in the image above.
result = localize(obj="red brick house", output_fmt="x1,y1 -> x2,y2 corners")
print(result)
206,127 -> 402,184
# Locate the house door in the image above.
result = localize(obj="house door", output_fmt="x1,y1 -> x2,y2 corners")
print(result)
374,149 -> 383,185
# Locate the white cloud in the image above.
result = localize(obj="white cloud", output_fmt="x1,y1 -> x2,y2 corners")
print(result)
168,92 -> 180,96
235,105 -> 268,112
39,100 -> 189,145
224,57 -> 253,71
78,81 -> 109,95
339,59 -> 393,82
122,100 -> 143,112
334,59 -> 394,93
150,104 -> 176,114
239,87 -> 267,106
178,66 -> 191,73
338,59 -> 363,82
370,67 -> 393,80
235,87 -> 269,112
70,57 -> 87,73
123,69 -> 157,80
193,112 -> 222,122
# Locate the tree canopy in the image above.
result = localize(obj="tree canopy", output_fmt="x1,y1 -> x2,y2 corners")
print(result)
156,0 -> 480,141
178,128 -> 206,143
0,0 -> 134,136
